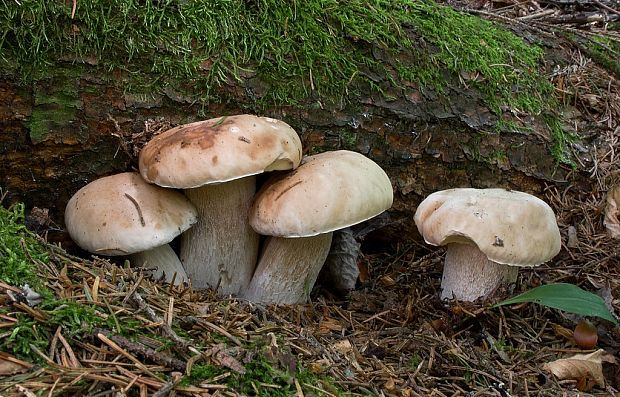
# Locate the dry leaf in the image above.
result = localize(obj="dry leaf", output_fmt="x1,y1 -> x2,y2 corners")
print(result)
308,359 -> 328,374
551,323 -> 574,341
542,349 -> 617,390
357,259 -> 370,284
603,187 -> 620,238
0,352 -> 33,375
331,339 -> 353,355
318,317 -> 343,334
330,339 -> 363,371
206,344 -> 246,374
378,275 -> 396,287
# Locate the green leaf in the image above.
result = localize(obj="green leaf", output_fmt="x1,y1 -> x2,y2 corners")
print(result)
494,283 -> 618,324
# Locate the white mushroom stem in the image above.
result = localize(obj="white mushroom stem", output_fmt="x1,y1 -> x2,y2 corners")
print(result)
181,176 -> 259,294
241,233 -> 333,304
129,244 -> 188,286
440,243 -> 519,302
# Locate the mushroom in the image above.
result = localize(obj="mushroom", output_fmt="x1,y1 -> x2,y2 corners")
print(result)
64,172 -> 197,285
241,150 -> 393,304
414,188 -> 561,301
139,114 -> 302,294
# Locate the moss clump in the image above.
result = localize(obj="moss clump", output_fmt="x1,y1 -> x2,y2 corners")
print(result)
585,35 -> 620,77
1,0 -> 550,111
0,202 -> 105,361
0,202 -> 48,288
184,358 -> 343,396
544,114 -> 577,166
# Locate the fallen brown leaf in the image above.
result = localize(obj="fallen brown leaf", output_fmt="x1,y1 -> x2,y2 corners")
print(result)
0,352 -> 33,376
542,349 -> 617,391
318,317 -> 343,334
206,344 -> 246,374
603,186 -> 620,238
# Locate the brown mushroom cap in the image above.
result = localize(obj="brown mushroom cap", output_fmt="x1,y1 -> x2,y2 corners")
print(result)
138,114 -> 303,188
65,172 -> 198,255
249,150 -> 394,237
414,188 -> 561,267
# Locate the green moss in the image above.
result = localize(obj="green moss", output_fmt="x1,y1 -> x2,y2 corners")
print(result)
1,1 -> 551,110
0,202 -> 48,288
339,129 -> 358,149
545,114 -> 577,166
1,0 -> 574,161
27,73 -> 82,144
586,35 -> 620,77
184,357 -> 343,396
181,364 -> 227,386
495,119 -> 533,135
395,3 -> 552,114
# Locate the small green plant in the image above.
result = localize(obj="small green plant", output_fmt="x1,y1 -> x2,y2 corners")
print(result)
492,336 -> 513,353
408,353 -> 423,368
4,314 -> 49,359
494,283 -> 618,324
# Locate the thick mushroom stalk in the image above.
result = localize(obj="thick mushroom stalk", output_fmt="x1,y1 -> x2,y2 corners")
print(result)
440,242 -> 518,301
181,177 -> 258,291
241,233 -> 333,304
130,244 -> 189,285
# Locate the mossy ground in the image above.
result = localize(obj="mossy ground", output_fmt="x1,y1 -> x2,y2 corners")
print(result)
0,202 -> 345,395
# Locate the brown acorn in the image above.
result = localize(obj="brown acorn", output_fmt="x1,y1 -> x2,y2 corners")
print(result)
573,319 -> 598,349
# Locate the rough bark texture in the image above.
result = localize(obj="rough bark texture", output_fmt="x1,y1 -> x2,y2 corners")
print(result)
0,46 -> 585,250
181,177 -> 259,294
440,243 -> 519,301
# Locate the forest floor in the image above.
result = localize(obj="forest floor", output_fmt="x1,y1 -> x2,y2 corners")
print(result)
1,1 -> 620,396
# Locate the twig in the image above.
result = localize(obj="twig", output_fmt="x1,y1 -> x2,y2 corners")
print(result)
124,193 -> 145,227
151,374 -> 184,397
93,328 -> 186,371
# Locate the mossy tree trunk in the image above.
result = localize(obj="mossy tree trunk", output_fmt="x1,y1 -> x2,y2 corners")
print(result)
0,67 -> 581,248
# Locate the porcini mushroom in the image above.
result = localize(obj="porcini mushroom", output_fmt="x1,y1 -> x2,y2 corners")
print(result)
241,150 -> 393,304
414,188 -> 561,301
65,172 -> 197,285
139,114 -> 302,294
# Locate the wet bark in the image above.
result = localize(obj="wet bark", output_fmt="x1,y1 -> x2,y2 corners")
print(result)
0,51 -> 585,249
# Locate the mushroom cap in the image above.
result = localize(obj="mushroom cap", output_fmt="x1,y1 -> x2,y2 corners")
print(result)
414,188 -> 561,267
138,114 -> 303,188
249,150 -> 394,237
65,172 -> 198,255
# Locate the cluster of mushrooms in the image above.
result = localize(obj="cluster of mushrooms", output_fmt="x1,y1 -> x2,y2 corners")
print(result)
65,115 -> 394,304
65,114 -> 562,304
